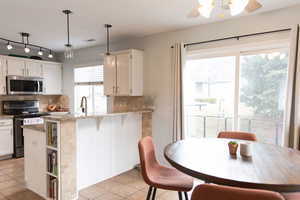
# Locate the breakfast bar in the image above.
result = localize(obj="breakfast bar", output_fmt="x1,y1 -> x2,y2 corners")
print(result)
23,110 -> 152,200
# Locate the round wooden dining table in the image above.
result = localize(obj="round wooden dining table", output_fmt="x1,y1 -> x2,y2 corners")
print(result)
164,138 -> 300,193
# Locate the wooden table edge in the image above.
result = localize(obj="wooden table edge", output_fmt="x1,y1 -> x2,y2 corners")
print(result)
164,142 -> 300,193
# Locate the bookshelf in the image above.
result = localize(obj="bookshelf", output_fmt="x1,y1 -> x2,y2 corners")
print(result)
45,121 -> 60,200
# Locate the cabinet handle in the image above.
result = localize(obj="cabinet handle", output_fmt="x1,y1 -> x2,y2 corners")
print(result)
22,69 -> 25,76
116,86 -> 119,94
113,86 -> 115,94
27,69 -> 29,76
3,87 -> 6,94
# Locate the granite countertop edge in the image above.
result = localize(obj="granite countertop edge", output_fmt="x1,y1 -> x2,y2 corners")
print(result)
0,115 -> 14,119
42,109 -> 154,121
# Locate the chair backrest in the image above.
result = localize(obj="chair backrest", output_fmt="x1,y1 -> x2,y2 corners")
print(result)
138,136 -> 159,185
218,131 -> 257,141
191,184 -> 284,200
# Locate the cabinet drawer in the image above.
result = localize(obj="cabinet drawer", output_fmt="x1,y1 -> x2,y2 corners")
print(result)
0,119 -> 13,126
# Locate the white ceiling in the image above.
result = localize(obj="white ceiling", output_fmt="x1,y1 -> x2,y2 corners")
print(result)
0,0 -> 299,52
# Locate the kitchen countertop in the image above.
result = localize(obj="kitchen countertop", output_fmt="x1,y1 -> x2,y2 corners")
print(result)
22,124 -> 45,132
0,115 -> 14,120
42,109 -> 153,121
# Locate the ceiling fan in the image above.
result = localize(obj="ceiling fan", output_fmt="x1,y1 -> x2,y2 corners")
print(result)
188,0 -> 262,18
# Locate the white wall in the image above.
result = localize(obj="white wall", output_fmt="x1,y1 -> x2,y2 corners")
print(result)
61,5 -> 300,164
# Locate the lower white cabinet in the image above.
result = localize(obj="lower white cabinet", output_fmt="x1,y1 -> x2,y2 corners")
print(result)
0,119 -> 13,157
24,128 -> 47,197
43,63 -> 62,95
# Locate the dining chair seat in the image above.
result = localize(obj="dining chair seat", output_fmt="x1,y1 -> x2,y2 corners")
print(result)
218,131 -> 257,141
139,136 -> 193,200
147,164 -> 193,191
282,192 -> 300,200
191,184 -> 284,200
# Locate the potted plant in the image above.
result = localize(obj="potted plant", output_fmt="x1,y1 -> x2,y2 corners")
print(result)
228,141 -> 238,155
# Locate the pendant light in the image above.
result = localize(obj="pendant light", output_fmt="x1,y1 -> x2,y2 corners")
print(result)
104,24 -> 112,55
63,10 -> 73,59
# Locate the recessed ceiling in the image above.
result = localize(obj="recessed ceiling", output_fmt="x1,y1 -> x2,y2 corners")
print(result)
0,0 -> 299,52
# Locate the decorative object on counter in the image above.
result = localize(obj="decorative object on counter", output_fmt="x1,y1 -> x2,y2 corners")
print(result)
240,142 -> 252,157
63,9 -> 74,59
0,32 -> 54,58
228,141 -> 238,155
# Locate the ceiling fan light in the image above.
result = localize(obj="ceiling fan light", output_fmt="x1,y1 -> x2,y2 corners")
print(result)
229,0 -> 249,16
198,0 -> 214,18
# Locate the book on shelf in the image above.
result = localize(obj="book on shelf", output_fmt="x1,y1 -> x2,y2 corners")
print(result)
48,151 -> 58,176
48,177 -> 58,200
47,123 -> 58,147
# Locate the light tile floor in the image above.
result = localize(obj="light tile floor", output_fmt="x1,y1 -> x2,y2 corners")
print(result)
0,158 -> 199,200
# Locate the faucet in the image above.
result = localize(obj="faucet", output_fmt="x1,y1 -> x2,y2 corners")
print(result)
80,96 -> 88,116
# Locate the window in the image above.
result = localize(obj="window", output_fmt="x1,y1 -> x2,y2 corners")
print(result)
74,65 -> 107,114
183,49 -> 289,145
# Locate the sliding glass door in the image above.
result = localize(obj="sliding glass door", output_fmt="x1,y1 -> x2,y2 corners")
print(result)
183,49 -> 289,145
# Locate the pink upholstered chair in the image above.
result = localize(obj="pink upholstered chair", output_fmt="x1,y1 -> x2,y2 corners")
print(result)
218,131 -> 257,141
138,136 -> 193,200
282,192 -> 300,200
191,184 -> 284,200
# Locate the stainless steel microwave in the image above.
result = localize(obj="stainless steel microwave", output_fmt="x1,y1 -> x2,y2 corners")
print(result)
6,76 -> 43,95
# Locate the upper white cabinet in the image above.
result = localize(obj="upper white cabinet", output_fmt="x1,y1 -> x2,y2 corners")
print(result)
26,61 -> 43,77
6,58 -> 26,76
43,63 -> 62,95
6,57 -> 43,77
104,49 -> 143,96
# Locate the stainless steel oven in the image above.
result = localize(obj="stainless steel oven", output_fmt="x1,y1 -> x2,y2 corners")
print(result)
6,75 -> 43,95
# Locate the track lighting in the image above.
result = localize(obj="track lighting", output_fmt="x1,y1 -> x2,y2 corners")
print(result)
24,45 -> 30,53
6,42 -> 13,50
0,33 -> 55,59
38,48 -> 43,56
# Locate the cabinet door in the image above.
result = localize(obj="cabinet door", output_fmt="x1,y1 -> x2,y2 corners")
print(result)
104,55 -> 117,95
7,58 -> 26,76
116,53 -> 131,95
0,126 -> 13,156
43,63 -> 62,95
26,61 -> 43,77
0,58 -> 6,95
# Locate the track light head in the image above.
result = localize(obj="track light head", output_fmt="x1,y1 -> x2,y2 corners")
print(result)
38,48 -> 43,56
24,45 -> 30,53
48,51 -> 53,58
6,42 -> 13,50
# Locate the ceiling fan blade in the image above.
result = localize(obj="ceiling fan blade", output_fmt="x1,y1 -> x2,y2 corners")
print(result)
245,0 -> 262,12
187,4 -> 201,18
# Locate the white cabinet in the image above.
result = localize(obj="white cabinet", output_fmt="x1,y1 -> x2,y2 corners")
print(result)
6,58 -> 26,76
24,128 -> 46,197
43,63 -> 62,95
26,61 -> 43,77
0,58 -> 6,95
0,119 -> 13,157
104,49 -> 143,96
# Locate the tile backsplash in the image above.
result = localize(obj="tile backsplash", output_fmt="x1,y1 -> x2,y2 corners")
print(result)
108,96 -> 155,112
0,95 -> 69,114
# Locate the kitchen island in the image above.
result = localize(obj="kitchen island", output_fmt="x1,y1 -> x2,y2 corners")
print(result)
23,110 -> 152,200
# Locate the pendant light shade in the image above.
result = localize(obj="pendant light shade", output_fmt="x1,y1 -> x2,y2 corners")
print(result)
63,10 -> 73,60
64,44 -> 73,59
229,0 -> 249,16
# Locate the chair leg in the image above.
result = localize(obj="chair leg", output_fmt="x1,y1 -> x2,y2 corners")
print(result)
152,188 -> 157,200
146,186 -> 153,200
184,192 -> 189,200
178,192 -> 183,200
